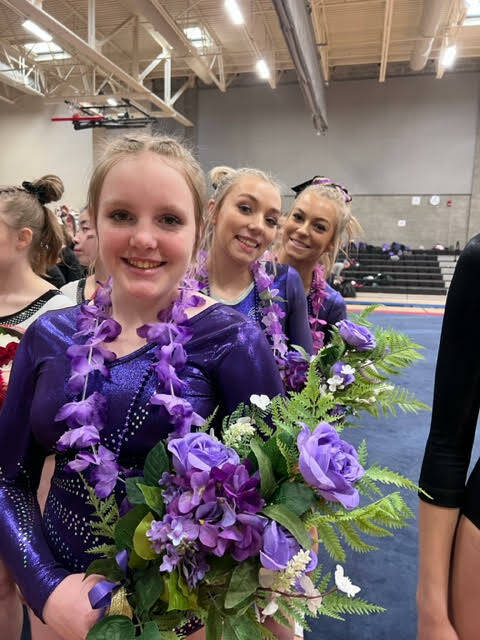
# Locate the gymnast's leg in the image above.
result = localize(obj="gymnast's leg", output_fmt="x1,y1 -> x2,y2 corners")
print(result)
450,515 -> 480,640
0,560 -> 22,640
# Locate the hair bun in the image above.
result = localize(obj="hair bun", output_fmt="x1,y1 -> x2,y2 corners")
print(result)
209,166 -> 235,190
24,175 -> 64,205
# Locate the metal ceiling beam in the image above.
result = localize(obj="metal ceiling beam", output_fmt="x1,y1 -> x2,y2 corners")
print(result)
119,0 -> 225,91
379,0 -> 394,82
0,0 -> 193,126
0,40 -> 44,96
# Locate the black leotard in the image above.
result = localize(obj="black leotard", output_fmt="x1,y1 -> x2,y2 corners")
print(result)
419,234 -> 480,528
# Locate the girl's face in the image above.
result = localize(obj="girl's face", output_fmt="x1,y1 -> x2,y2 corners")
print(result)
282,192 -> 337,264
0,212 -> 18,270
0,206 -> 31,270
95,151 -> 197,304
73,209 -> 97,267
210,176 -> 281,267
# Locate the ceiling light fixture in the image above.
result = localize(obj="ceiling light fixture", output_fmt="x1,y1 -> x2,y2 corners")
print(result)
22,20 -> 52,42
255,58 -> 270,79
224,0 -> 244,25
107,98 -> 118,106
441,44 -> 457,68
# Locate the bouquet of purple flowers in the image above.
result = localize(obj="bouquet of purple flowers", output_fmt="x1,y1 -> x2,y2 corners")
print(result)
57,291 -> 424,640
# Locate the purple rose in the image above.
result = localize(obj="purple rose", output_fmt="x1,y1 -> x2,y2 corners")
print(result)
338,320 -> 376,351
167,432 -> 240,476
260,521 -> 317,572
297,422 -> 364,509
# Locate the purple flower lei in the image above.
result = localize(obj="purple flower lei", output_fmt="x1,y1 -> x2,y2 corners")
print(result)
192,251 -> 291,376
54,278 -> 206,498
309,263 -> 327,354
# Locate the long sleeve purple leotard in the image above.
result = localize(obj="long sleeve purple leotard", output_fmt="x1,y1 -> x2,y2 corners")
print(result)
211,263 -> 313,355
419,234 -> 480,529
0,303 -> 284,619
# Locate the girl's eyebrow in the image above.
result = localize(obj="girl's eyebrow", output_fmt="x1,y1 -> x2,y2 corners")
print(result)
294,207 -> 330,225
237,193 -> 281,216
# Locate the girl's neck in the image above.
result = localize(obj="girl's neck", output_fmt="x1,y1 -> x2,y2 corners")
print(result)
207,244 -> 253,299
277,249 -> 315,293
85,264 -> 109,300
110,288 -> 177,336
0,259 -> 50,299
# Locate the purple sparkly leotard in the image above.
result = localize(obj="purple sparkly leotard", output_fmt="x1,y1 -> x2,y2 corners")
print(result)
211,263 -> 313,355
0,303 -> 283,620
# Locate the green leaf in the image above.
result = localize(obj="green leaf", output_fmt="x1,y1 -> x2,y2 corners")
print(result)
271,481 -> 316,516
114,504 -> 150,551
135,564 -> 165,614
225,559 -> 259,609
261,504 -> 311,549
223,615 -> 262,640
133,512 -> 158,560
125,476 -> 146,505
139,621 -> 162,640
152,611 -> 186,631
250,440 -> 276,498
128,549 -> 148,570
138,484 -> 165,516
84,558 -> 124,582
204,555 -> 236,585
86,615 -> 135,640
166,571 -> 191,611
206,603 -> 223,640
144,441 -> 169,486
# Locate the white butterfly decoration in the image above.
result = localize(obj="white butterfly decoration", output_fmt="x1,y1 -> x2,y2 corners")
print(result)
334,564 -> 361,598
250,394 -> 271,411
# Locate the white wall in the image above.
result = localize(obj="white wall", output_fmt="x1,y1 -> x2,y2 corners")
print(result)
197,73 -> 480,196
0,96 -> 93,208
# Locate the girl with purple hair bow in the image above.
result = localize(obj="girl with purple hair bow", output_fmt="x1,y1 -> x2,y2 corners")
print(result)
276,176 -> 363,351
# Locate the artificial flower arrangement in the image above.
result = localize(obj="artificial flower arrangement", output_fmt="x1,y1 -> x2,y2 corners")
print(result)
0,325 -> 22,408
54,281 -> 426,640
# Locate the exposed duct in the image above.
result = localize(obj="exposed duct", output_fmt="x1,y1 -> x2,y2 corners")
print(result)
410,0 -> 449,71
272,0 -> 327,133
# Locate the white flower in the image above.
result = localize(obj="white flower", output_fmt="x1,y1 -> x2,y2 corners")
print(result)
250,394 -> 271,411
258,568 -> 276,588
261,599 -> 279,618
299,575 -> 323,614
223,416 -> 256,450
340,364 -> 355,376
327,375 -> 344,392
334,564 -> 361,598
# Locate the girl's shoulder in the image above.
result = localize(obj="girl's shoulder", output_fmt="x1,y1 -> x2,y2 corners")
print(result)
186,302 -> 268,353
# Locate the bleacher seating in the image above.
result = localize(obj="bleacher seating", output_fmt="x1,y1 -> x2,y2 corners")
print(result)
342,248 -> 455,295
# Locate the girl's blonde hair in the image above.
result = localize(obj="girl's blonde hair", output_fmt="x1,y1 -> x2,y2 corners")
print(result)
210,165 -> 281,210
205,165 -> 282,250
87,134 -> 207,254
0,175 -> 64,274
293,183 -> 362,275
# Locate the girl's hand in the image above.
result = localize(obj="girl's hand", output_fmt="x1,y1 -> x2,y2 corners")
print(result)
417,614 -> 460,640
43,573 -> 103,640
